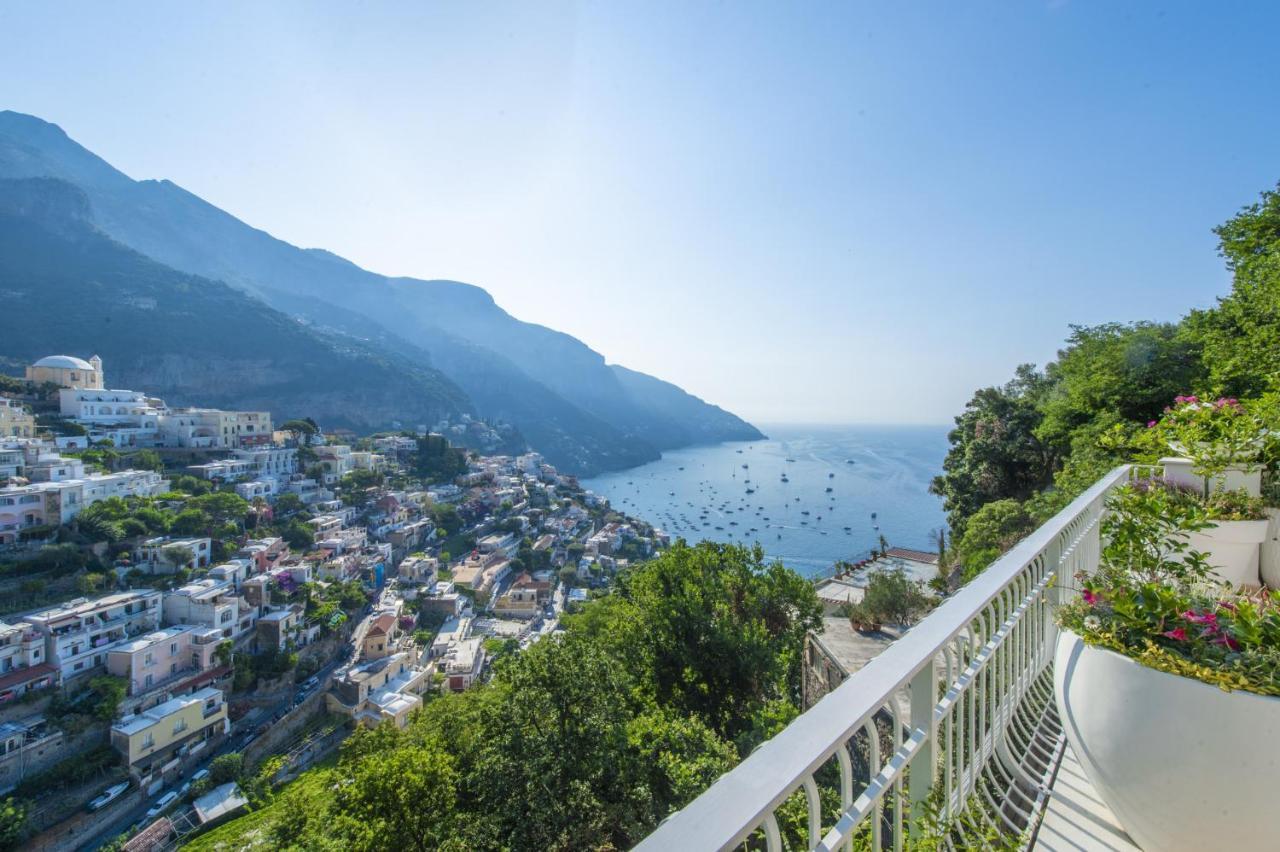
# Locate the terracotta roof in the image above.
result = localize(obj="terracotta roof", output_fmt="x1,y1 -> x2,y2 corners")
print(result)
367,613 -> 397,637
0,663 -> 56,693
884,547 -> 940,565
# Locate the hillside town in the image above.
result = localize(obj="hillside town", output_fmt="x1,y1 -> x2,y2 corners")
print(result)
0,355 -> 664,850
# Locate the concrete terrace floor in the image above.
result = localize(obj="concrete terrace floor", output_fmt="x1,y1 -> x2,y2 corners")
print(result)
1033,741 -> 1139,851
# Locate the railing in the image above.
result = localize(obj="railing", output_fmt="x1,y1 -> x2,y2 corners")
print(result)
635,465 -> 1130,852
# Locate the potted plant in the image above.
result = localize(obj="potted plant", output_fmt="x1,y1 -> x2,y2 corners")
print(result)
1260,478 -> 1280,588
1156,395 -> 1268,496
1154,396 -> 1275,586
1054,481 -> 1280,850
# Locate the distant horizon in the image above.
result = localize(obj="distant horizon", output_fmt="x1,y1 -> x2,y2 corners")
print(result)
3,3 -> 1279,424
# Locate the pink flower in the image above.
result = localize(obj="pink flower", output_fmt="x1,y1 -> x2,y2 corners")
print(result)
1213,634 -> 1241,651
1181,610 -> 1217,626
1082,589 -> 1101,605
1147,420 -> 1157,428
1162,627 -> 1188,641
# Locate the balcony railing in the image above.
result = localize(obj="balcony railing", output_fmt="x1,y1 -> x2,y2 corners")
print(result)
636,465 -> 1131,852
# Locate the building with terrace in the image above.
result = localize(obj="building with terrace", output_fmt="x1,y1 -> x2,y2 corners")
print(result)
106,624 -> 223,697
110,687 -> 227,782
24,590 -> 163,682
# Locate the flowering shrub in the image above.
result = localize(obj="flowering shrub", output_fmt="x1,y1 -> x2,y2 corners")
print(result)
1094,479 -> 1211,588
1058,583 -> 1280,697
1154,395 -> 1270,482
1058,478 -> 1280,696
1203,488 -> 1269,521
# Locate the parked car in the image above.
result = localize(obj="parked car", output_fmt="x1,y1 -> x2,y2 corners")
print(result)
145,790 -> 178,819
191,768 -> 210,783
87,781 -> 130,812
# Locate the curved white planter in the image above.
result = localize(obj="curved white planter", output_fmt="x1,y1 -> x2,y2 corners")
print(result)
1160,457 -> 1262,496
1187,519 -> 1268,587
1055,632 -> 1280,851
1260,508 -> 1280,590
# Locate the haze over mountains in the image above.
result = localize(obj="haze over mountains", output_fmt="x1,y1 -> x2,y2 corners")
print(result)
0,111 -> 762,474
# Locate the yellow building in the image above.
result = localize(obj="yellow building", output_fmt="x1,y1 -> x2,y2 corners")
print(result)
110,687 -> 227,780
0,399 -> 35,439
25,354 -> 104,390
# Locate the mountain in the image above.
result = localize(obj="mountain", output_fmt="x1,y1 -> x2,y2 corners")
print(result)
0,111 -> 764,473
0,177 -> 479,436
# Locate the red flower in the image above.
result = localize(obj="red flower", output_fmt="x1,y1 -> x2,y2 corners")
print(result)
1162,627 -> 1188,641
1213,634 -> 1241,651
1181,610 -> 1217,626
1082,589 -> 1101,605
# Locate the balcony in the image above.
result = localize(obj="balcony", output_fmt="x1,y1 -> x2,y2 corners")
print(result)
637,466 -> 1136,851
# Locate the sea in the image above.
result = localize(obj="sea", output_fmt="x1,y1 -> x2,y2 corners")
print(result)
581,424 -> 950,579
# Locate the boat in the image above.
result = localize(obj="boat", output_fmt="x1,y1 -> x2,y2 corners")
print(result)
825,487 -> 833,493
828,472 -> 835,478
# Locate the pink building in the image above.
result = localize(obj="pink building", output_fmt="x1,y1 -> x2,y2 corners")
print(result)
106,625 -> 223,696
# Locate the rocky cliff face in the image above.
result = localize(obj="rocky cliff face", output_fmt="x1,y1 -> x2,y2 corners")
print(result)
0,178 -> 476,436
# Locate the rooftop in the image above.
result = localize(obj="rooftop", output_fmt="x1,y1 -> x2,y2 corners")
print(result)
33,354 -> 94,370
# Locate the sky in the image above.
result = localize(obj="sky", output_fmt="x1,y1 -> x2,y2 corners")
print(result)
2,2 -> 1279,426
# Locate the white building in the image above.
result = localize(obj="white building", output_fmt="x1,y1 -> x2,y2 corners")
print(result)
162,580 -> 244,640
24,591 -> 163,681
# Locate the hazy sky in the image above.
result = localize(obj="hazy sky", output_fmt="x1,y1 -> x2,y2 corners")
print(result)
2,2 -> 1279,425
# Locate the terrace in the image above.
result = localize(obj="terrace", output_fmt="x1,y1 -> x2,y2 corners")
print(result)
637,466 -> 1141,851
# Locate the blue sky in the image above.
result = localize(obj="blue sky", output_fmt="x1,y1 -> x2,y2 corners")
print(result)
2,2 -> 1278,424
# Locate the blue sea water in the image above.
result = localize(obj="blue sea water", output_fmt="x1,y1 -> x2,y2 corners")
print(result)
581,424 -> 949,578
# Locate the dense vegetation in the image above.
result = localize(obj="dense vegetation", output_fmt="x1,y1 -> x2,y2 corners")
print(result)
184,542 -> 820,851
932,182 -> 1280,577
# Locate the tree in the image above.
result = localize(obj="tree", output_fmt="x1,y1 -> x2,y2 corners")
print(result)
281,419 -> 319,440
472,635 -> 641,849
282,520 -> 315,551
430,504 -> 463,537
1186,182 -> 1280,397
953,499 -> 1035,580
570,541 -> 821,746
855,567 -> 933,626
88,676 -> 126,721
187,492 -> 250,528
274,492 -> 306,516
328,741 -> 460,851
169,508 -> 211,536
209,752 -> 244,785
161,544 -> 194,571
0,797 -> 27,851
129,449 -> 164,472
929,365 -> 1056,537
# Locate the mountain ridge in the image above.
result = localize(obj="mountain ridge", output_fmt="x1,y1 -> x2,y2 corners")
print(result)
0,110 -> 764,472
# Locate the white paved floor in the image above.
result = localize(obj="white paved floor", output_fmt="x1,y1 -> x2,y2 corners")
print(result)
1033,742 -> 1139,851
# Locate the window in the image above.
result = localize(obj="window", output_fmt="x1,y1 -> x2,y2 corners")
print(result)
170,643 -> 177,655
173,718 -> 187,735
144,673 -> 153,688
142,732 -> 154,749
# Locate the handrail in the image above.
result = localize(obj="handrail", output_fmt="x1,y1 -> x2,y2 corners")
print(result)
634,465 -> 1130,851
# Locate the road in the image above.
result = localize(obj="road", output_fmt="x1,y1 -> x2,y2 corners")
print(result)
77,655 -> 345,851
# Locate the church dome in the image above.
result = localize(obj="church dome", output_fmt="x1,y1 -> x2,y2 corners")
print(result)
33,355 -> 95,370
